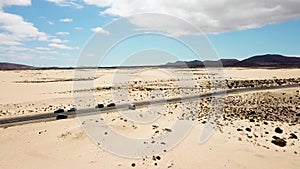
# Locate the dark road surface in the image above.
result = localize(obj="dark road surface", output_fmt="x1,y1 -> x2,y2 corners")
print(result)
0,83 -> 299,128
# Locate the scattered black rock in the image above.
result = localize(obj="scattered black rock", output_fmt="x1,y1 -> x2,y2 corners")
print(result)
289,133 -> 298,139
275,127 -> 283,134
156,156 -> 161,160
245,128 -> 251,132
167,163 -> 174,168
249,119 -> 255,122
263,121 -> 268,125
248,111 -> 256,116
164,128 -> 172,132
237,128 -> 243,132
271,137 -> 286,147
54,108 -> 64,114
152,125 -> 158,129
131,163 -> 136,167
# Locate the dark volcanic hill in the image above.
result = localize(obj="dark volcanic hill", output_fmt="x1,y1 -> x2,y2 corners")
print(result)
0,62 -> 35,70
165,54 -> 300,67
234,54 -> 300,67
1,54 -> 300,69
203,59 -> 239,67
165,59 -> 239,67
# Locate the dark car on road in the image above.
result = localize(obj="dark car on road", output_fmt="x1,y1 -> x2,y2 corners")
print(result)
107,103 -> 116,107
56,114 -> 68,120
54,109 -> 64,114
67,107 -> 77,112
128,104 -> 136,110
96,103 -> 104,109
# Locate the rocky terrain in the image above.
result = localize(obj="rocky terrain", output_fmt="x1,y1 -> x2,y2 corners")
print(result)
0,67 -> 299,169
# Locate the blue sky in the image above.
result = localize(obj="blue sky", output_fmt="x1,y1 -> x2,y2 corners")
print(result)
0,0 -> 300,67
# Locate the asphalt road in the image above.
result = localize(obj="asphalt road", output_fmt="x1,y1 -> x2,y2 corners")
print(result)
0,83 -> 299,128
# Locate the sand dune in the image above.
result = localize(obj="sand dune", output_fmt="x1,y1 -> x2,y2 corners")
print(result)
0,68 -> 299,169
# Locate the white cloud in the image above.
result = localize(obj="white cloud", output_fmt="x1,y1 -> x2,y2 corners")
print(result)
35,47 -> 51,51
4,46 -> 30,52
46,0 -> 83,9
0,11 -> 48,45
74,27 -> 83,30
59,18 -> 73,23
0,33 -> 22,46
49,43 -> 78,50
83,0 -> 111,7
0,1 -> 68,63
56,31 -> 70,36
83,0 -> 300,35
91,27 -> 110,35
39,16 -> 54,25
0,45 -> 59,62
51,38 -> 69,43
0,0 -> 31,7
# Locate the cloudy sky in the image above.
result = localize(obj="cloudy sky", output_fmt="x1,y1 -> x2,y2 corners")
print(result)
0,0 -> 300,66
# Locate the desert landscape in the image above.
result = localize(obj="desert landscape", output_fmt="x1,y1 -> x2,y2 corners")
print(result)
0,67 -> 299,169
2,1 -> 300,168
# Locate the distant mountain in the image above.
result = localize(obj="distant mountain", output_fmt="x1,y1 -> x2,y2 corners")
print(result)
234,54 -> 300,67
165,59 -> 239,67
165,54 -> 300,67
0,62 -> 35,70
1,54 -> 300,70
203,59 -> 240,67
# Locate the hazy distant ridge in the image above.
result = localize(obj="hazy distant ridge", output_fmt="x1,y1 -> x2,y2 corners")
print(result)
166,54 -> 300,67
234,54 -> 300,67
0,62 -> 34,70
1,54 -> 300,70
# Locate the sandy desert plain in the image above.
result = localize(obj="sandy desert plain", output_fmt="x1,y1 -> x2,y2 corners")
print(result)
0,67 -> 300,169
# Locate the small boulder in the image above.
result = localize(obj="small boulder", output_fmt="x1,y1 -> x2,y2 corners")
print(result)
289,133 -> 298,139
164,128 -> 172,132
271,137 -> 286,147
245,128 -> 251,132
275,127 -> 283,134
248,111 -> 256,116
